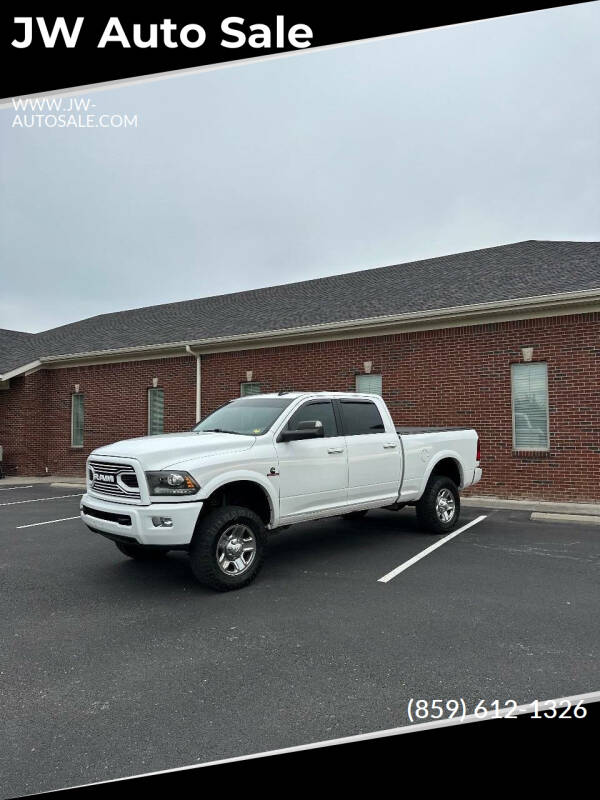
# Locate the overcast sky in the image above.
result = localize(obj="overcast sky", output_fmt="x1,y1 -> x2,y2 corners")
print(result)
1,3 -> 599,333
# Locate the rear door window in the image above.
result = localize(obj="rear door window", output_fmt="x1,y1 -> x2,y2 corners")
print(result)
339,401 -> 385,436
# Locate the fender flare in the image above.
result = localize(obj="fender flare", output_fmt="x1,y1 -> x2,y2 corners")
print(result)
198,470 -> 279,527
418,452 -> 465,497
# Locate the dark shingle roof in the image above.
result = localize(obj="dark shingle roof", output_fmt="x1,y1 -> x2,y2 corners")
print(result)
1,240 -> 598,377
0,330 -> 38,377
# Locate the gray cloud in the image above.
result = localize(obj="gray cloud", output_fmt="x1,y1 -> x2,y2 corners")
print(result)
1,3 -> 599,332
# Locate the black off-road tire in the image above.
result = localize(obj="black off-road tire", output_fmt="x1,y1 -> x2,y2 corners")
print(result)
415,476 -> 460,534
115,541 -> 169,560
189,505 -> 266,591
342,510 -> 369,520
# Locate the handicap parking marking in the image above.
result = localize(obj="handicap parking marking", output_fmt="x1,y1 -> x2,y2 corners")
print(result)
377,515 -> 487,583
0,493 -> 83,507
17,515 -> 81,529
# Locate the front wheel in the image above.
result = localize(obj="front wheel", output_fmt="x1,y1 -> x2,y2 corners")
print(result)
415,476 -> 460,534
189,505 -> 266,591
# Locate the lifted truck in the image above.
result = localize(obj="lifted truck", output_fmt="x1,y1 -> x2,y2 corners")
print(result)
81,392 -> 481,591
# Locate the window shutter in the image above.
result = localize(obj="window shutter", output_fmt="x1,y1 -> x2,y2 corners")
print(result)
512,363 -> 549,450
355,374 -> 382,395
148,388 -> 164,435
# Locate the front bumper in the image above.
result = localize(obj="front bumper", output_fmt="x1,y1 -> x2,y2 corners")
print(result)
80,493 -> 203,546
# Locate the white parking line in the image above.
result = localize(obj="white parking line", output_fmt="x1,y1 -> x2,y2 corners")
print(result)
17,516 -> 80,529
0,493 -> 83,507
378,515 -> 487,583
0,485 -> 33,491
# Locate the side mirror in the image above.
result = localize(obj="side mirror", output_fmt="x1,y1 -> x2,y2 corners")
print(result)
278,420 -> 324,442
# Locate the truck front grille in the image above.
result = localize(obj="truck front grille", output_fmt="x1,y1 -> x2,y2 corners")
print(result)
88,461 -> 141,500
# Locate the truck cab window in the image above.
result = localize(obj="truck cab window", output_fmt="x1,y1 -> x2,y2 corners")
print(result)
288,401 -> 338,437
339,400 -> 385,435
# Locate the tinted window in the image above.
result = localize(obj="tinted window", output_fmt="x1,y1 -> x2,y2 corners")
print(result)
194,397 -> 293,436
288,401 -> 338,438
340,401 -> 385,436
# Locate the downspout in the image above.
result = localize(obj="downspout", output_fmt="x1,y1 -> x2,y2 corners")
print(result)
185,345 -> 201,422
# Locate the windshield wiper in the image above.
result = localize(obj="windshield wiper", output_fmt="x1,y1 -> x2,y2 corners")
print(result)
199,428 -> 242,435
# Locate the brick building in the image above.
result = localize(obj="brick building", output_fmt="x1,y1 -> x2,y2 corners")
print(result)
1,240 -> 598,501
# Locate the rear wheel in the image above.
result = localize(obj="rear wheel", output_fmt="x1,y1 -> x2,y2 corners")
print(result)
189,505 -> 266,591
415,476 -> 460,534
115,542 -> 169,560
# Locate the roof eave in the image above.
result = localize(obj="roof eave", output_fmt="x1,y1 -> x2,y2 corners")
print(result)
2,287 -> 599,377
0,360 -> 42,382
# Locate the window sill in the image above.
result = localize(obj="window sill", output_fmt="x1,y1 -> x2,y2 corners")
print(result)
512,449 -> 551,457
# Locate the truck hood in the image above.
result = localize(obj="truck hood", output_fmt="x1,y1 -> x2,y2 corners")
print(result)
91,431 -> 255,471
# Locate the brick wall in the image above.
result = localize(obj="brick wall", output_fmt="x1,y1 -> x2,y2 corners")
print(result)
0,356 -> 196,476
200,312 -> 599,502
0,371 -> 48,475
0,313 -> 598,501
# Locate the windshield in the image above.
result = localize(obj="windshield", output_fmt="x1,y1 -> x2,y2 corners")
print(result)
193,397 -> 294,436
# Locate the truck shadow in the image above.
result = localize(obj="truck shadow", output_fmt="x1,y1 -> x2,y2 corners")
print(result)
97,509 -> 427,593
267,510 -> 427,566
96,506 -> 487,595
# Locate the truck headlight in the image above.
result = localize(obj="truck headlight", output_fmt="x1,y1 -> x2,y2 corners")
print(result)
145,471 -> 200,496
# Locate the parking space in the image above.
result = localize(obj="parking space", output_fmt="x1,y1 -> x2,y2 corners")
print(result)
1,488 -> 598,797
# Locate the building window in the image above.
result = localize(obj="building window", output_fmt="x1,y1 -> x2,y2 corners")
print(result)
148,388 -> 164,435
356,373 -> 382,395
71,393 -> 84,448
241,382 -> 261,396
511,363 -> 549,451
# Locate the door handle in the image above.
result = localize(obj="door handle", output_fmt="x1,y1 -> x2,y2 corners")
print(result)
383,443 -> 397,449
327,447 -> 344,454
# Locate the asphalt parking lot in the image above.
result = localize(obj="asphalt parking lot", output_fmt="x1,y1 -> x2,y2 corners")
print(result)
1,485 -> 598,797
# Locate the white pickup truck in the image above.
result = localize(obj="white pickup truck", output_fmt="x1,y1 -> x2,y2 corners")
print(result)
81,392 -> 481,590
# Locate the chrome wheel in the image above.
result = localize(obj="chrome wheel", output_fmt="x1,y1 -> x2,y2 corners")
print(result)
435,488 -> 456,523
216,524 -> 257,576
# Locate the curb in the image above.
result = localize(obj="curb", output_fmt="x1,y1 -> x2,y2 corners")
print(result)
530,512 -> 600,526
0,477 -> 86,487
463,496 -> 600,516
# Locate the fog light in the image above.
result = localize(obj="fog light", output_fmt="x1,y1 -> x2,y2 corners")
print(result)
152,516 -> 173,528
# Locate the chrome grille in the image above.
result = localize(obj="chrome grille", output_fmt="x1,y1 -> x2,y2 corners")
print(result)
89,461 -> 141,499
